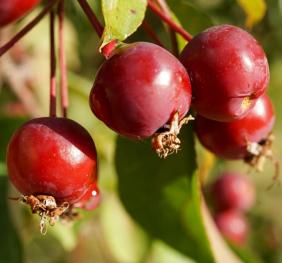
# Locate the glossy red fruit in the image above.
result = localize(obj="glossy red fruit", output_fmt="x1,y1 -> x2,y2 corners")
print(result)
90,42 -> 192,139
180,24 -> 269,122
215,209 -> 248,245
0,0 -> 41,27
74,184 -> 101,211
211,171 -> 255,211
195,94 -> 275,159
6,117 -> 98,204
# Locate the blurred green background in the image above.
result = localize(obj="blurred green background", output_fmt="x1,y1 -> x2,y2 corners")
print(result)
0,0 -> 282,262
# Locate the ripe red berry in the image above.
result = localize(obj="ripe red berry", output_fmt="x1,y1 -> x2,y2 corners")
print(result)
195,94 -> 275,160
211,171 -> 255,211
214,209 -> 248,245
0,0 -> 41,27
180,24 -> 269,122
6,117 -> 98,205
90,42 -> 192,140
74,184 -> 101,211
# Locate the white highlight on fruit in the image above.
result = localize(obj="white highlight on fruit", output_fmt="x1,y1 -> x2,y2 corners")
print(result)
154,70 -> 171,87
91,190 -> 98,197
254,98 -> 265,117
242,53 -> 253,72
61,144 -> 85,165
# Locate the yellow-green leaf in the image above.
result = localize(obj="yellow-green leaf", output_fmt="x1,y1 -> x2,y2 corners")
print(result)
236,0 -> 266,28
101,0 -> 147,49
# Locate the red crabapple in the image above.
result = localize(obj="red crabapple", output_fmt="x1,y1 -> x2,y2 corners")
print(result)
90,42 -> 192,157
195,94 -> 275,171
180,24 -> 269,122
0,0 -> 41,27
6,117 -> 98,228
214,209 -> 249,246
211,171 -> 255,211
74,184 -> 101,211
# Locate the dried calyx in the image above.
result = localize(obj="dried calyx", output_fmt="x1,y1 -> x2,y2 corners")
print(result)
152,112 -> 194,158
10,195 -> 78,234
245,133 -> 280,188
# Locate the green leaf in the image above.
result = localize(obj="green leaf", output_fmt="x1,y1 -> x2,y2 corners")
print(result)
167,0 -> 214,50
236,0 -> 266,29
231,245 -> 264,263
0,162 -> 7,176
115,126 -> 216,262
0,118 -> 27,162
100,195 -> 150,263
0,177 -> 23,262
149,240 -> 197,263
101,0 -> 147,48
115,126 -> 245,262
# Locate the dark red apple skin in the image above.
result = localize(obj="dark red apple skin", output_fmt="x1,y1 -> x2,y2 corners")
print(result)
180,24 -> 269,122
74,184 -> 101,211
90,42 -> 192,139
6,117 -> 98,204
195,94 -> 275,159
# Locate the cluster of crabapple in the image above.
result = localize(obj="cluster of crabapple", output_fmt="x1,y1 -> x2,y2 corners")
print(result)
179,25 -> 276,173
1,1 -> 275,164
210,171 -> 256,246
1,0 -> 276,236
90,24 -> 275,173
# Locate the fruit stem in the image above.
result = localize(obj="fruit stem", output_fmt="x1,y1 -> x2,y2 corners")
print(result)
58,0 -> 68,118
50,10 -> 57,117
77,0 -> 104,37
169,29 -> 179,56
0,0 -> 58,57
141,21 -> 165,47
155,0 -> 179,56
148,0 -> 193,42
100,40 -> 119,58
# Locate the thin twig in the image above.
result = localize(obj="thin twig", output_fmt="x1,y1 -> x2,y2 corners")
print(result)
77,0 -> 104,37
0,0 -> 58,57
49,10 -> 57,117
141,21 -> 164,47
58,0 -> 68,117
148,0 -> 192,42
155,0 -> 179,56
169,30 -> 179,56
